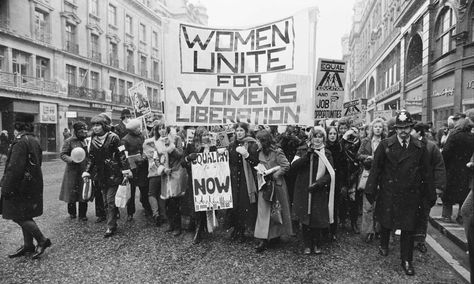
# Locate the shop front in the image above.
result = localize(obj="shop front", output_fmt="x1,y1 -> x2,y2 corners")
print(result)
431,73 -> 455,130
38,102 -> 58,152
404,85 -> 423,122
462,67 -> 474,111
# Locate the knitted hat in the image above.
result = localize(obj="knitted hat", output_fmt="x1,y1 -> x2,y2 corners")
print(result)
91,113 -> 112,132
72,121 -> 87,133
126,118 -> 142,131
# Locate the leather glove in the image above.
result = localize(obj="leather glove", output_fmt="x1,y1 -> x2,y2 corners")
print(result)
81,172 -> 90,178
186,153 -> 198,162
236,146 -> 249,158
366,193 -> 375,205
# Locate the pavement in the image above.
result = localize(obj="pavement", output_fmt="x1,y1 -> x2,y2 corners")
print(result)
429,202 -> 468,252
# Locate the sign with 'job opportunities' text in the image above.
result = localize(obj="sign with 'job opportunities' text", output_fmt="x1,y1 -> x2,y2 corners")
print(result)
164,10 -> 315,126
191,151 -> 233,212
314,59 -> 346,119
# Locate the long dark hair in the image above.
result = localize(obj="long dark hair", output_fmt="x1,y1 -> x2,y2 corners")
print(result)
256,130 -> 274,155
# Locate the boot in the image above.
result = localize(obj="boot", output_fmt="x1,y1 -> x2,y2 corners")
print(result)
8,246 -> 36,258
255,239 -> 268,253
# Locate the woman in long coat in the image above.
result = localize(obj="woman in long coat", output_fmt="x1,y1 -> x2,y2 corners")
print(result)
254,130 -> 292,253
356,118 -> 386,242
291,126 -> 335,254
182,127 -> 217,244
227,122 -> 259,241
59,121 -> 89,221
1,121 -> 51,259
154,123 -> 187,236
441,118 -> 474,223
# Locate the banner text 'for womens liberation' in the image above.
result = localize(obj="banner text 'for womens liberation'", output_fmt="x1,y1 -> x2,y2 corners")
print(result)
164,13 -> 314,126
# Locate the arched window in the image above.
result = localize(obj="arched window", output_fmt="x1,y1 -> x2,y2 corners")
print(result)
435,7 -> 457,57
406,34 -> 422,82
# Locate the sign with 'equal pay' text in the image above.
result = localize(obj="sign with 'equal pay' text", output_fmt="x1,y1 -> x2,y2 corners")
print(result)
191,151 -> 233,211
164,10 -> 315,126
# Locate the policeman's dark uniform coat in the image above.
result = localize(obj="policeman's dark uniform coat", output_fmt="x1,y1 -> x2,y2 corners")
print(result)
1,132 -> 43,220
365,135 -> 435,231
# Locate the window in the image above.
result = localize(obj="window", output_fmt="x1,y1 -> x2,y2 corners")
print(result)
152,31 -> 158,47
140,23 -> 146,42
435,7 -> 456,57
65,23 -> 77,53
125,15 -> 133,35
127,50 -> 134,73
36,57 -> 49,79
90,34 -> 100,60
108,4 -> 117,26
34,9 -> 49,42
66,64 -> 76,86
79,68 -> 88,87
127,81 -> 133,93
109,76 -> 117,96
12,50 -> 30,76
90,0 -> 98,16
91,71 -> 99,89
471,5 -> 474,42
119,79 -> 125,96
140,55 -> 147,77
109,41 -> 118,67
147,87 -> 152,103
152,61 -> 159,81
0,46 -> 6,71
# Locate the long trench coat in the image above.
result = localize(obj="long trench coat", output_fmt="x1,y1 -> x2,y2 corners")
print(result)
442,129 -> 474,204
291,148 -> 333,228
59,136 -> 88,203
365,135 -> 435,231
1,132 -> 43,220
254,147 -> 293,239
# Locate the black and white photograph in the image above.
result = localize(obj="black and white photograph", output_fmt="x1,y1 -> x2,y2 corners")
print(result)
0,0 -> 474,283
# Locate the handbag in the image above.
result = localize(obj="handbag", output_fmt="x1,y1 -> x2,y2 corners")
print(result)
357,169 -> 370,191
261,180 -> 275,202
270,200 -> 283,224
115,178 -> 131,208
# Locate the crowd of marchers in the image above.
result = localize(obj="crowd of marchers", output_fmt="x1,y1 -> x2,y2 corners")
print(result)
2,108 -> 474,278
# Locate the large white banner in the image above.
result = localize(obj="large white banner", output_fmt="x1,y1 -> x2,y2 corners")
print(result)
164,10 -> 315,126
314,58 -> 346,120
191,151 -> 233,211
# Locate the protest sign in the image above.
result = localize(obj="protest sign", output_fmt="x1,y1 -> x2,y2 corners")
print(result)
343,99 -> 367,127
191,151 -> 233,211
128,81 -> 152,118
164,10 -> 316,126
314,59 -> 345,119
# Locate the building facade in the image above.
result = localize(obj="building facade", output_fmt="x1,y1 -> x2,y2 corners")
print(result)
0,0 -> 207,152
343,0 -> 474,129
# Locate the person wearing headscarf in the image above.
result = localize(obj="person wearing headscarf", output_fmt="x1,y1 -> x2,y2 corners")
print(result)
291,126 -> 335,254
82,113 -> 131,238
182,126 -> 217,244
254,130 -> 292,253
121,118 -> 152,221
59,121 -> 90,221
153,122 -> 187,236
2,121 -> 51,259
227,122 -> 259,242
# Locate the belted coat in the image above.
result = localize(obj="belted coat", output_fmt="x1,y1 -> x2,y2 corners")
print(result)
59,136 -> 88,203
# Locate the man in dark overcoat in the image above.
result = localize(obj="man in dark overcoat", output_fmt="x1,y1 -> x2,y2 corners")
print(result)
365,110 -> 435,276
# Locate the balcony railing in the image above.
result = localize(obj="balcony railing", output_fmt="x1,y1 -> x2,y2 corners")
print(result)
34,28 -> 51,44
0,71 -> 58,92
89,50 -> 101,62
65,41 -> 79,54
406,63 -> 422,83
109,56 -> 119,68
68,84 -> 105,101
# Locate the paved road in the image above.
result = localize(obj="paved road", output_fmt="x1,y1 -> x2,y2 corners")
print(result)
0,159 -> 468,283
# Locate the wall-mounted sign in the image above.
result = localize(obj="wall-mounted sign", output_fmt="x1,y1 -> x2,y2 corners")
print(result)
432,88 -> 454,97
375,81 -> 401,102
39,103 -> 57,124
467,80 -> 474,89
65,111 -> 77,118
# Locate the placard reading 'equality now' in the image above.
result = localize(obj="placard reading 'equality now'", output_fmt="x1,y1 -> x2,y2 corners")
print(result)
164,10 -> 315,126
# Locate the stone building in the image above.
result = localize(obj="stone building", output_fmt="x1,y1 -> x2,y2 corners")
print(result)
0,0 -> 207,152
343,0 -> 474,128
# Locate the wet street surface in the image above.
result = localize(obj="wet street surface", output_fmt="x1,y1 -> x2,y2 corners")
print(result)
0,159 -> 467,283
